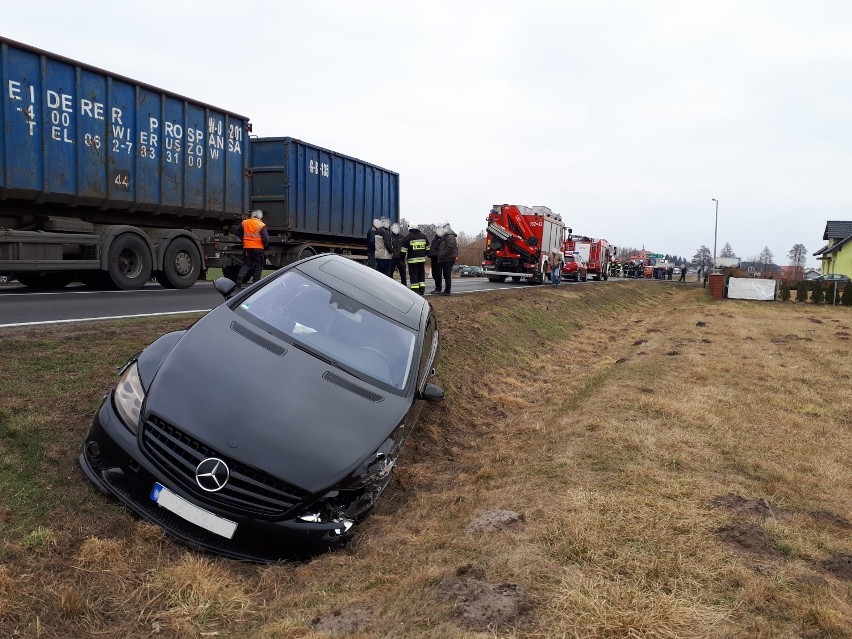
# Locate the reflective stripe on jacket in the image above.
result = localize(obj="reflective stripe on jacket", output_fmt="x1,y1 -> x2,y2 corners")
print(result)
401,231 -> 429,264
242,218 -> 266,250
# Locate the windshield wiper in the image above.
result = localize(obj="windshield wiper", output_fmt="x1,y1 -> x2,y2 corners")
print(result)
291,342 -> 340,368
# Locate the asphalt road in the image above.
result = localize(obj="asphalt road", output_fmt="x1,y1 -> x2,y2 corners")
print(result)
0,276 -> 597,328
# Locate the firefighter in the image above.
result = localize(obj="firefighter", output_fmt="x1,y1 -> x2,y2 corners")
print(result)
390,222 -> 407,286
234,209 -> 269,288
401,221 -> 429,295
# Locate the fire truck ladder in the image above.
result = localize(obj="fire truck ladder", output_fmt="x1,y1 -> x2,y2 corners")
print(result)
487,222 -> 538,261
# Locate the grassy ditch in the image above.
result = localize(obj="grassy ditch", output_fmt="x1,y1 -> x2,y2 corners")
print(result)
0,282 -> 850,638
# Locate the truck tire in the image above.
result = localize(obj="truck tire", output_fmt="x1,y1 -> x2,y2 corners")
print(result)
512,276 -> 522,282
107,233 -> 152,290
16,272 -> 74,289
156,237 -> 201,289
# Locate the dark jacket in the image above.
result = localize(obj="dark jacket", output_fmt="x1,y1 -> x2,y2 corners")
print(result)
366,227 -> 377,254
428,234 -> 443,259
401,230 -> 429,264
390,231 -> 405,260
438,231 -> 458,262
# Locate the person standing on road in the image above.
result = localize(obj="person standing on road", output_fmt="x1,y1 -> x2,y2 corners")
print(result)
549,247 -> 564,287
374,218 -> 394,277
390,222 -> 407,286
366,219 -> 380,270
437,223 -> 458,296
234,209 -> 269,288
428,225 -> 445,294
667,265 -> 674,280
401,221 -> 429,295
679,265 -> 687,282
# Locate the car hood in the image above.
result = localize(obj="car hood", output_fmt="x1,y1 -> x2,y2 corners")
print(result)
142,306 -> 412,494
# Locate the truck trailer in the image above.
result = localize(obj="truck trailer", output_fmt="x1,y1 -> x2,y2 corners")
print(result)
0,37 -> 398,290
482,204 -> 566,284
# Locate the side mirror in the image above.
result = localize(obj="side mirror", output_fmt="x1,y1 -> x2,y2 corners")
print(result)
417,383 -> 444,402
213,277 -> 238,299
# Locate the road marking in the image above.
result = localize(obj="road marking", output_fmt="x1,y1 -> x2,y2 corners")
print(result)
0,309 -> 210,329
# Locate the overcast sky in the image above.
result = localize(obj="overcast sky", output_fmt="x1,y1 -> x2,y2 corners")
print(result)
5,1 -> 850,266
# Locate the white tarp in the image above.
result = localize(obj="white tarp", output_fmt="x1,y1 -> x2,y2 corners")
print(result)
727,277 -> 776,301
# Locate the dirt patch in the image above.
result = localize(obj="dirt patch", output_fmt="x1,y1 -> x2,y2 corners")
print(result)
436,565 -> 532,631
836,331 -> 851,337
809,510 -> 852,529
701,338 -> 712,343
809,318 -> 824,324
696,321 -> 707,327
715,523 -> 783,558
647,328 -> 662,333
712,493 -> 783,520
821,554 -> 852,581
465,510 -> 525,534
615,358 -> 628,364
311,608 -> 373,633
632,339 -> 647,345
639,387 -> 654,393
666,351 -> 680,356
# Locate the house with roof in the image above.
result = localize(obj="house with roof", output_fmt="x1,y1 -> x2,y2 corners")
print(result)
740,261 -> 781,278
814,221 -> 852,277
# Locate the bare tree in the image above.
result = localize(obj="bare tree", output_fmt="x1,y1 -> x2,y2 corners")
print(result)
758,246 -> 774,275
787,243 -> 807,280
692,245 -> 713,272
719,242 -> 735,258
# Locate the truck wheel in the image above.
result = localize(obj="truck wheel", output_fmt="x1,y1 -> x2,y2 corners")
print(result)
16,272 -> 74,289
512,276 -> 522,282
156,237 -> 201,289
107,233 -> 152,290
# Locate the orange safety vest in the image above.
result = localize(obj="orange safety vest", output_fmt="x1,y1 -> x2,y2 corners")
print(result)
241,218 -> 266,249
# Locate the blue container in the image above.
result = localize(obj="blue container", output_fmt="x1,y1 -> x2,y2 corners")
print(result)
250,137 -> 399,240
0,37 -> 249,221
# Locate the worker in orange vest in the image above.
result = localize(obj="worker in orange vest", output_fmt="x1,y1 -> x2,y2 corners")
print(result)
234,209 -> 269,288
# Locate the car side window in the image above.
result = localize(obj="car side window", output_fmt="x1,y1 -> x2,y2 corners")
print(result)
417,316 -> 438,392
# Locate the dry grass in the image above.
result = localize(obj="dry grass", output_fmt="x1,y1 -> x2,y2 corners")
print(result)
0,281 -> 850,637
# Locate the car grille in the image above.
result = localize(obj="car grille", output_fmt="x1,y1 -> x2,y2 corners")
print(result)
141,416 -> 309,518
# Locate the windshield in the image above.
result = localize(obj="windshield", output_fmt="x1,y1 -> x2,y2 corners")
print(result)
236,271 -> 416,390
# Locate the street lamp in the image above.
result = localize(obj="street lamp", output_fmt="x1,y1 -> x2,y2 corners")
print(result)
711,198 -> 719,273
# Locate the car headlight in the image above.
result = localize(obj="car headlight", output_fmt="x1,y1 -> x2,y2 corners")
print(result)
114,362 -> 145,434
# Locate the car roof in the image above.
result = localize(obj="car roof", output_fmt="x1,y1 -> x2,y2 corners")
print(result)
295,254 -> 428,330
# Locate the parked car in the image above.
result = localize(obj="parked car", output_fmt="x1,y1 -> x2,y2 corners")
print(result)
815,273 -> 850,283
562,254 -> 588,282
79,254 -> 443,562
460,266 -> 484,277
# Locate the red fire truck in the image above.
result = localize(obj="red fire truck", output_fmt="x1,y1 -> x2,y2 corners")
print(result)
564,235 -> 612,281
482,204 -> 567,284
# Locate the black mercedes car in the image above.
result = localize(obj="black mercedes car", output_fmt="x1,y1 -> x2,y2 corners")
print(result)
79,254 -> 443,562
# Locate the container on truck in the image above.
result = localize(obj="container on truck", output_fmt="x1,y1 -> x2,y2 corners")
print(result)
0,38 -> 399,290
0,36 -> 249,289
204,137 -> 399,282
481,204 -> 566,284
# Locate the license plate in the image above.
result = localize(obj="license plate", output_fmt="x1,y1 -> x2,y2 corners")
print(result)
150,483 -> 237,539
